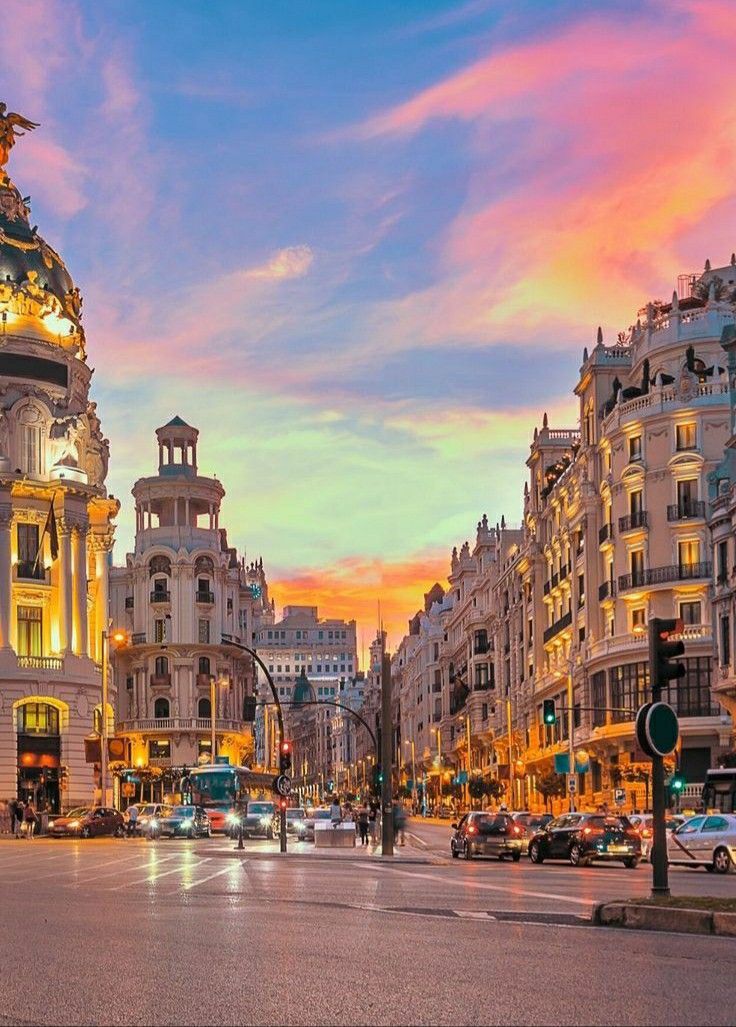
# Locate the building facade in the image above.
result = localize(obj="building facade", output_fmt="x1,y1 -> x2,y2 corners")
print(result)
0,134 -> 118,810
393,260 -> 736,813
109,418 -> 271,800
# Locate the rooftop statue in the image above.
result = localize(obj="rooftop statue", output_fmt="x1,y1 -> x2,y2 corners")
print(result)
0,102 -> 39,169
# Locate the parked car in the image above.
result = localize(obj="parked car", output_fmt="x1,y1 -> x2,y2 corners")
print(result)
228,800 -> 276,840
628,813 -> 685,861
303,807 -> 333,841
129,803 -> 171,836
450,812 -> 524,861
149,805 -> 211,839
49,807 -> 125,839
528,812 -> 641,868
666,813 -> 736,874
511,812 -> 554,853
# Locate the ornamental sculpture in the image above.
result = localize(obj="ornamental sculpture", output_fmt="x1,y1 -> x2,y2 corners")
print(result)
0,103 -> 39,170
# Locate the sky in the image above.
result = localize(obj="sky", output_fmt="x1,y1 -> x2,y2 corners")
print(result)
3,0 -> 736,652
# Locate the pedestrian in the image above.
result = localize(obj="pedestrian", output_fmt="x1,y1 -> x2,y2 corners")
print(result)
12,799 -> 24,839
23,799 -> 37,839
368,799 -> 378,842
329,796 -> 342,828
358,803 -> 370,846
0,800 -> 9,834
126,803 -> 139,838
393,799 -> 407,846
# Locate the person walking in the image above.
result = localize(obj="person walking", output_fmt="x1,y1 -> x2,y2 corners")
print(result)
329,796 -> 342,829
393,800 -> 407,846
12,799 -> 24,839
126,804 -> 139,838
368,798 -> 379,843
23,800 -> 36,839
357,803 -> 370,846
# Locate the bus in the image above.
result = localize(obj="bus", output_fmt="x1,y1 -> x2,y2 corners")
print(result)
185,765 -> 274,832
702,768 -> 736,814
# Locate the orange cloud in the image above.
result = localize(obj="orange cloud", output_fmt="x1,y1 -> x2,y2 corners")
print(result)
269,552 -> 451,655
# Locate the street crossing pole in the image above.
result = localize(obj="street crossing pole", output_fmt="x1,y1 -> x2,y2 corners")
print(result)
381,649 -> 394,856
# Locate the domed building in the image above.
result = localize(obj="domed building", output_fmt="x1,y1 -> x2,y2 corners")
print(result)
0,112 -> 119,811
109,419 -> 273,803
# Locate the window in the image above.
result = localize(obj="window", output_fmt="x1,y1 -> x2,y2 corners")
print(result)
154,656 -> 169,677
678,540 -> 699,571
680,600 -> 701,625
21,424 -> 41,475
148,740 -> 170,759
198,696 -> 211,718
433,642 -> 439,661
677,479 -> 698,515
153,577 -> 168,597
630,489 -> 643,515
481,703 -> 488,721
577,573 -> 585,606
18,701 -> 58,735
17,606 -> 42,657
628,434 -> 642,461
661,657 -> 717,717
198,656 -> 210,676
676,423 -> 697,451
591,671 -> 606,727
721,616 -> 731,667
474,664 -> 489,690
153,697 -> 170,719
718,541 -> 729,583
610,662 -> 648,722
198,619 -> 210,644
16,523 -> 41,579
154,619 -> 166,643
630,550 -> 644,586
632,608 -> 646,632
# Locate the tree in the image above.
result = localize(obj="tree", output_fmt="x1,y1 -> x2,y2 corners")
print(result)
468,776 -> 505,808
536,770 -> 566,811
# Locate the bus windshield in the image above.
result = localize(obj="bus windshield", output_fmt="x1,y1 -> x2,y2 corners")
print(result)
188,766 -> 275,810
702,770 -> 736,814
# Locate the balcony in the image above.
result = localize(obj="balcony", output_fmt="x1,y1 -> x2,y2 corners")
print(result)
588,624 -> 711,662
17,655 -> 63,671
132,632 -> 147,645
598,580 -> 616,602
667,501 -> 706,522
124,596 -> 134,609
619,511 -> 648,533
599,523 -> 614,545
117,716 -> 247,735
150,590 -> 170,604
543,610 -> 573,644
196,590 -> 215,604
150,674 -> 172,688
618,562 -> 712,591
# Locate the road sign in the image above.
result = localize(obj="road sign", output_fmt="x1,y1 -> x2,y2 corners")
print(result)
614,788 -> 626,807
635,702 -> 679,758
274,774 -> 291,796
568,775 -> 576,794
554,753 -> 570,774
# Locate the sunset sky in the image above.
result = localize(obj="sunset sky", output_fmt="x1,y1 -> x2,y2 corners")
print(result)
3,0 -> 736,653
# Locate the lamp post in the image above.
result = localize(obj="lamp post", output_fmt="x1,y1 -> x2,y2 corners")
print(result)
433,727 -> 442,809
100,627 -> 127,807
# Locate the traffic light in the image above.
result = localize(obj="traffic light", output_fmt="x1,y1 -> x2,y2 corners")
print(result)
278,796 -> 288,811
650,618 -> 686,696
279,740 -> 292,775
371,764 -> 382,794
242,695 -> 256,722
670,771 -> 686,793
543,699 -> 556,725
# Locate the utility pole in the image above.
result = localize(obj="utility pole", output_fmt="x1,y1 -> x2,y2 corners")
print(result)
567,673 -> 576,813
381,648 -> 394,856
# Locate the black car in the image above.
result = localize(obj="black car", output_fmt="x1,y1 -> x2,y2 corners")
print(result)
450,812 -> 524,861
528,812 -> 641,868
150,805 -> 212,839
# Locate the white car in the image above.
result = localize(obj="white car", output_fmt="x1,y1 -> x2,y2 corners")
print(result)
629,814 -> 685,861
666,813 -> 736,874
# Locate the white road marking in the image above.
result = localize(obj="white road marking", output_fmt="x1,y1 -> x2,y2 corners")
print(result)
67,854 -> 180,884
180,865 -> 241,890
380,866 -> 595,906
112,857 -> 212,888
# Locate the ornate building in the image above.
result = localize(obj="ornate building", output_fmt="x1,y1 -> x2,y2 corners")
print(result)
109,418 -> 271,798
0,110 -> 118,810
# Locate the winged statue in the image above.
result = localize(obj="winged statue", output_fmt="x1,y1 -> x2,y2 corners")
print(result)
0,103 -> 40,169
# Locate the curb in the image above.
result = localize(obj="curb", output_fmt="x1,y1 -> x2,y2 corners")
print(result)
593,902 -> 736,937
200,847 -> 439,865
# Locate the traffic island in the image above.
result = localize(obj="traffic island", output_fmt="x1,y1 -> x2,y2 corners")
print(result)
594,897 -> 736,936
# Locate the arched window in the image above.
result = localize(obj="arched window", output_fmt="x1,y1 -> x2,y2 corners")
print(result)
154,656 -> 169,677
198,656 -> 210,676
17,702 -> 59,735
154,697 -> 170,719
195,555 -> 214,576
198,696 -> 211,718
149,555 -> 171,577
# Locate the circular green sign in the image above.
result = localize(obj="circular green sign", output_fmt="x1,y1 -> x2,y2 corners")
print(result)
645,702 -> 679,757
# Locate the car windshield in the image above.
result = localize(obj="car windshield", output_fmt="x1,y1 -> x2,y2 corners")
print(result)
287,809 -> 306,819
587,816 -> 627,830
473,815 -> 509,833
138,806 -> 156,816
167,806 -> 195,818
515,814 -> 546,828
65,808 -> 91,818
313,810 -> 332,820
248,803 -> 273,815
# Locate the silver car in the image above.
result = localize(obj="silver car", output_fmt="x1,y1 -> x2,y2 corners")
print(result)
303,807 -> 333,841
666,813 -> 736,873
629,813 -> 684,861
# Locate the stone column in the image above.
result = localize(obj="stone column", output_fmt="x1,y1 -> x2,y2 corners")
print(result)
72,523 -> 89,656
0,500 -> 12,649
93,535 -> 112,662
58,520 -> 73,653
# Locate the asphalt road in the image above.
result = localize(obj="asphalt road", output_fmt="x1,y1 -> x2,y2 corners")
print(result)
1,833 -> 735,1026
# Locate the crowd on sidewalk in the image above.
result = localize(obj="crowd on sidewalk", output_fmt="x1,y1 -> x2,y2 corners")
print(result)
0,798 -> 41,838
325,796 -> 409,846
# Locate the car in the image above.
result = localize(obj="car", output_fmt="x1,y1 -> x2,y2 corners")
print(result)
202,803 -> 231,834
528,812 -> 641,868
628,813 -> 685,861
450,812 -> 524,861
510,811 -> 554,853
229,800 -> 276,840
666,813 -> 736,874
49,807 -> 125,839
279,807 -> 308,840
149,805 -> 211,839
437,805 -> 455,819
303,807 -> 333,840
129,803 -> 171,836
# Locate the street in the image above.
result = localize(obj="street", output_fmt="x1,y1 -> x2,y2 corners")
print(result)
1,828 -> 735,1026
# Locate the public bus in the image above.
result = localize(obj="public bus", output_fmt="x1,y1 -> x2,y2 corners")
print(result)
185,765 -> 274,832
702,768 -> 736,814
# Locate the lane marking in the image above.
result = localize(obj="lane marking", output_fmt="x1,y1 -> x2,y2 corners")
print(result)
379,866 -> 594,906
180,865 -> 241,891
112,857 -> 212,889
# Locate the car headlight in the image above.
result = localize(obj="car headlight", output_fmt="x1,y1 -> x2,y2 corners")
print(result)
68,820 -> 80,828
260,816 -> 271,826
149,819 -> 159,828
226,813 -> 239,825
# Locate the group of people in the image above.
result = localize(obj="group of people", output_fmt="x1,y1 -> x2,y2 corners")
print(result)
0,798 -> 39,838
326,796 -> 408,846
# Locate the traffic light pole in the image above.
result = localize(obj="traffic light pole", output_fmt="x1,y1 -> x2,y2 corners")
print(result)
648,617 -> 680,898
381,650 -> 394,856
221,636 -> 287,853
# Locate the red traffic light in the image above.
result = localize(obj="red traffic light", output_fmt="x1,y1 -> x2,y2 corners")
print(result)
278,797 -> 288,810
280,740 -> 291,754
658,618 -> 684,639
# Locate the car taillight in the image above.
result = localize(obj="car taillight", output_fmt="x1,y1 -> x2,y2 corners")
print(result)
512,826 -> 521,835
641,828 -> 652,838
626,829 -> 640,838
467,825 -> 477,834
583,827 -> 602,836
